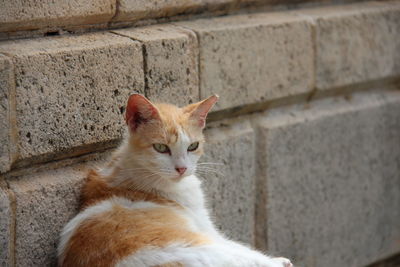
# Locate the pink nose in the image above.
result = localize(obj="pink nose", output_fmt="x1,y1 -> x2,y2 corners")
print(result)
175,167 -> 187,175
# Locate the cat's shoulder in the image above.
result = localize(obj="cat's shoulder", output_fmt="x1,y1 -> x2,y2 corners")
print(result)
80,169 -> 180,210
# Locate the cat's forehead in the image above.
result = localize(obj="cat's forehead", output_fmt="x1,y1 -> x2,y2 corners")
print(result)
155,103 -> 202,144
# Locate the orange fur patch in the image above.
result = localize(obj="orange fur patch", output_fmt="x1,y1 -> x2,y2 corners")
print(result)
61,203 -> 211,267
81,170 -> 178,210
157,103 -> 204,144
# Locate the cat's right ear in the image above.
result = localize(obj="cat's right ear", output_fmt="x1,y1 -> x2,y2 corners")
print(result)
184,95 -> 219,128
125,94 -> 161,132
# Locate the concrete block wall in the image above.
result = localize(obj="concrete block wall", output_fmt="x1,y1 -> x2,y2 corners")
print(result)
255,92 -> 400,267
0,0 -> 370,37
1,1 -> 400,267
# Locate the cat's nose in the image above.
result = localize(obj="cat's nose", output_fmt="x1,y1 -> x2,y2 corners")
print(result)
175,167 -> 187,175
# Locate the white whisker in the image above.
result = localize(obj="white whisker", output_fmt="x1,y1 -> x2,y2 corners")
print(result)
197,162 -> 224,166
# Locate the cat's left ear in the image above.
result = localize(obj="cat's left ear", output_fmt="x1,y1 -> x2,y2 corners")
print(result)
184,95 -> 219,128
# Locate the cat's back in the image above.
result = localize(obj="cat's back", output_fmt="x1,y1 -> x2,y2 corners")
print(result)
57,171 -> 211,267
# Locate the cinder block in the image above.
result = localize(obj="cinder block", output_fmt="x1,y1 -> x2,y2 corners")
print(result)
112,0 -> 234,22
0,0 -> 115,32
0,55 -> 13,173
256,90 -> 400,267
9,164 -> 88,266
299,2 -> 400,89
178,12 -> 313,111
202,119 -> 255,245
114,24 -> 199,106
0,33 -> 144,166
0,188 -> 12,267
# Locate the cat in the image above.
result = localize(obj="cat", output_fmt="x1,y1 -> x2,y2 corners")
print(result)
58,94 -> 293,267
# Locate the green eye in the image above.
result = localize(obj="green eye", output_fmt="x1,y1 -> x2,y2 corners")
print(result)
188,142 -> 199,152
153,143 -> 170,154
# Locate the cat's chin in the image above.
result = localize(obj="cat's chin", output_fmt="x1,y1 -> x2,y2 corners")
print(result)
170,173 -> 192,182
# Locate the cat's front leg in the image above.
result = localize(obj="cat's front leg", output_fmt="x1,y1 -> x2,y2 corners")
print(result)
269,257 -> 293,267
219,239 -> 293,267
242,252 -> 293,267
239,252 -> 293,267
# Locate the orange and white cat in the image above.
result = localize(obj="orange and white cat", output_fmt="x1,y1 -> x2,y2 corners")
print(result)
58,94 -> 293,267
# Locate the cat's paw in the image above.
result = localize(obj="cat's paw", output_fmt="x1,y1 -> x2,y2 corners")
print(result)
270,257 -> 293,267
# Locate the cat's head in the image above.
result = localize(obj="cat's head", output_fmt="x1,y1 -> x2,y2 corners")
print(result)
124,94 -> 218,181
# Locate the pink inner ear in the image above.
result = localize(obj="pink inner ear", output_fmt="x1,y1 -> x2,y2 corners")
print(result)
191,95 -> 218,128
125,94 -> 159,131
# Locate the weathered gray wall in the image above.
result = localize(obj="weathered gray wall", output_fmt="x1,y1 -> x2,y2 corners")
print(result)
0,1 -> 399,267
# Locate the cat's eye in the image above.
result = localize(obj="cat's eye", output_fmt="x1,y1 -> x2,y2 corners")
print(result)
187,142 -> 199,152
153,143 -> 170,154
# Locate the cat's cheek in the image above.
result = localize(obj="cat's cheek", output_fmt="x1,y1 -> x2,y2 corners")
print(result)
191,148 -> 203,159
189,153 -> 201,165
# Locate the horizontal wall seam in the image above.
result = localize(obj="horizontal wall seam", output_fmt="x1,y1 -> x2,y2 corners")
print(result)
0,0 -> 382,41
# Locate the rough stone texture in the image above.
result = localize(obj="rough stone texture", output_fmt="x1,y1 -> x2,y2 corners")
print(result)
111,0 -> 364,23
256,90 -> 400,267
0,187 -> 12,267
114,24 -> 199,106
0,33 -> 144,166
0,55 -> 13,173
0,0 -> 116,32
178,12 -> 313,111
8,163 -> 90,267
202,119 -> 255,245
112,0 -> 235,22
0,0 -> 373,33
299,2 -> 400,90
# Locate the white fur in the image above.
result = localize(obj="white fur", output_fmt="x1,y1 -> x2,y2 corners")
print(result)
116,242 -> 290,267
171,127 -> 197,175
157,175 -> 221,238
